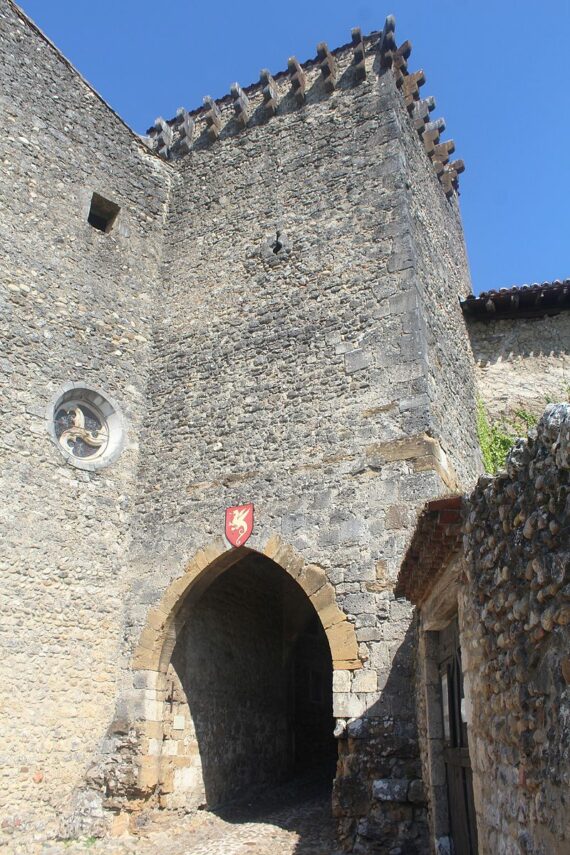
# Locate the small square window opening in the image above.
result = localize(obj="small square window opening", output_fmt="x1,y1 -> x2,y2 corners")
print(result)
88,192 -> 120,233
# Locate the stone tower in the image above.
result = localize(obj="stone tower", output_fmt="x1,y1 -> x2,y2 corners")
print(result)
0,1 -> 482,850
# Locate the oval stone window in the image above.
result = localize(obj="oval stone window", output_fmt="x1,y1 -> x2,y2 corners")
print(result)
48,385 -> 124,471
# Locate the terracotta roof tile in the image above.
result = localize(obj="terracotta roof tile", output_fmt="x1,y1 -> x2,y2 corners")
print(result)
461,279 -> 570,321
395,495 -> 463,604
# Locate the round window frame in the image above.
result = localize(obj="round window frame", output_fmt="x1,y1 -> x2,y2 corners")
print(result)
47,383 -> 125,472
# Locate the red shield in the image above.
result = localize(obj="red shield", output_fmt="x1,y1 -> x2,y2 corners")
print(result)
225,503 -> 254,547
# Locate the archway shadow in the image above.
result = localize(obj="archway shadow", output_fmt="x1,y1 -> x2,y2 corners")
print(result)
163,552 -> 420,855
166,552 -> 340,851
207,618 -> 420,855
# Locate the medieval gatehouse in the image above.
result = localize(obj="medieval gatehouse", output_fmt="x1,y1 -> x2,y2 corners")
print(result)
1,1 -> 568,852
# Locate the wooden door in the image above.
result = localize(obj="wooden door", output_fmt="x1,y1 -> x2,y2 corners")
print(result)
439,619 -> 478,855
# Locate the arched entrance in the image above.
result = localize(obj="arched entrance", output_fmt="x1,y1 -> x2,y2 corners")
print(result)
162,552 -> 336,809
131,537 -> 361,811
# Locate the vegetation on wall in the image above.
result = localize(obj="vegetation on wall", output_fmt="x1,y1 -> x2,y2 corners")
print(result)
476,400 -> 538,474
476,389 -> 570,473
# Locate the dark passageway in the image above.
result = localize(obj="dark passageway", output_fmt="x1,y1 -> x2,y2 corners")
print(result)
168,553 -> 336,810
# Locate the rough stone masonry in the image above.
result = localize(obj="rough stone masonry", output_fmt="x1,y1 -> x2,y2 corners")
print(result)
460,405 -> 570,854
396,405 -> 570,855
1,0 -> 535,851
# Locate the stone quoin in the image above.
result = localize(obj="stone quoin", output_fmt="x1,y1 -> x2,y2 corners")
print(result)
0,1 -> 568,853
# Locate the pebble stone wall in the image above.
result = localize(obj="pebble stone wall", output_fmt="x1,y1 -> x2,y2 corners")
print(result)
461,404 -> 570,853
0,0 -> 171,841
1,1 -> 483,850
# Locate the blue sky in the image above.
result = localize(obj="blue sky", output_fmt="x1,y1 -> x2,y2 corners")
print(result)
15,1 -> 569,295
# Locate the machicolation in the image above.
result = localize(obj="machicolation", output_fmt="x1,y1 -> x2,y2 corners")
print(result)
147,16 -> 465,199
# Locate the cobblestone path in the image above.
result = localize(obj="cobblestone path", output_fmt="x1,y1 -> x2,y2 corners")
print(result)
4,778 -> 341,855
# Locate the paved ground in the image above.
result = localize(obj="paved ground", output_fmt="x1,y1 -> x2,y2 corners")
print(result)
3,778 -> 341,855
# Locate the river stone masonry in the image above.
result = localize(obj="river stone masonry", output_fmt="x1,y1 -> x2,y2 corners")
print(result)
395,407 -> 569,853
461,404 -> 570,853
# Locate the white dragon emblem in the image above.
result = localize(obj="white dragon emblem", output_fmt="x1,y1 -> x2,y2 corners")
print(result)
228,507 -> 251,546
58,406 -> 108,456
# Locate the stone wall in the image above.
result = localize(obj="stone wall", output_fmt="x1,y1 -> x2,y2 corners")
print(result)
1,3 -> 483,850
461,404 -> 570,853
124,41 -> 479,853
0,0 -> 171,839
401,87 -> 481,485
334,613 -> 430,854
467,313 -> 570,422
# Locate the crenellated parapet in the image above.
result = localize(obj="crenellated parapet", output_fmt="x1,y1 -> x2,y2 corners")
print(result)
145,34 -> 370,161
376,15 -> 465,197
145,14 -> 464,198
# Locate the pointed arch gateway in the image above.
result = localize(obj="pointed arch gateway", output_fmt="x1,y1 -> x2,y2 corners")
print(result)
132,535 -> 361,807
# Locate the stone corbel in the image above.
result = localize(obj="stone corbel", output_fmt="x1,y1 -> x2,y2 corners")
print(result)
176,108 -> 194,155
351,27 -> 366,78
378,14 -> 396,67
203,96 -> 222,140
230,83 -> 250,127
153,117 -> 173,157
288,57 -> 306,104
432,139 -> 456,167
411,96 -> 436,133
440,160 -> 465,197
392,40 -> 412,84
401,69 -> 426,109
317,42 -> 337,92
260,69 -> 279,114
422,117 -> 446,155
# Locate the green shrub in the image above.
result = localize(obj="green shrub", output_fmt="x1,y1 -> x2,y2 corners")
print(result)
476,395 -> 568,474
476,400 -> 516,474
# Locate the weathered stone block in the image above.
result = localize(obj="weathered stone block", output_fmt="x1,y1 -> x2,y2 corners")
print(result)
345,349 -> 372,374
408,778 -> 426,804
333,670 -> 351,693
352,670 -> 378,693
372,778 -> 409,802
297,563 -> 327,596
333,692 -> 366,718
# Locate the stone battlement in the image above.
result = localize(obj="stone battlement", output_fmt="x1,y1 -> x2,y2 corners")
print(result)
147,16 -> 464,198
